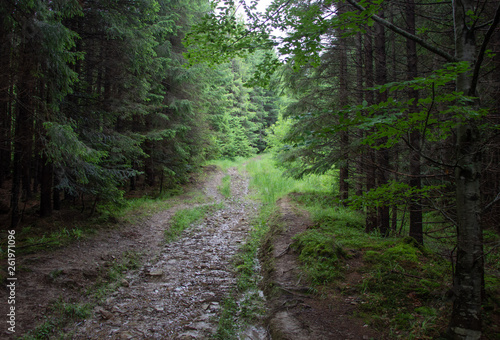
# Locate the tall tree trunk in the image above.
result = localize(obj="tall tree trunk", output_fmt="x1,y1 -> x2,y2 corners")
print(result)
448,1 -> 484,338
40,153 -> 53,217
406,0 -> 423,244
364,29 -> 377,233
0,22 -> 11,188
144,116 -> 156,187
10,139 -> 21,229
355,33 -> 364,197
11,18 -> 36,227
338,2 -> 349,203
374,10 -> 390,236
19,46 -> 35,202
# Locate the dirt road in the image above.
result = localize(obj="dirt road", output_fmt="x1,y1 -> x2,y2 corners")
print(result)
1,166 -> 268,339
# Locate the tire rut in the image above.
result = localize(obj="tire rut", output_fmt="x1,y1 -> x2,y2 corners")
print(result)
72,167 -> 262,339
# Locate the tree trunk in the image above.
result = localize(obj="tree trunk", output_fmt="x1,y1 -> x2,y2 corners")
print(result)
364,29 -> 378,233
406,0 -> 423,245
0,21 -> 12,188
448,1 -> 484,338
355,33 -> 364,198
338,3 -> 349,203
40,153 -> 53,217
11,15 -> 37,227
374,10 -> 390,236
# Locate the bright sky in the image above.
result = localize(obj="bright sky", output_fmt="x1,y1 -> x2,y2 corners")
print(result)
255,0 -> 272,12
235,0 -> 287,39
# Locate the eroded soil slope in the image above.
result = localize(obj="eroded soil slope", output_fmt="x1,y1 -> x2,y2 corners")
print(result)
263,196 -> 383,340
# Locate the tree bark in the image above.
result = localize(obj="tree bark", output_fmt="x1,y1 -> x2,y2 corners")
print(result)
374,9 -> 390,236
364,29 -> 378,233
0,20 -> 12,188
40,153 -> 53,217
406,0 -> 423,245
338,3 -> 349,203
448,1 -> 484,338
355,33 -> 364,198
11,46 -> 34,227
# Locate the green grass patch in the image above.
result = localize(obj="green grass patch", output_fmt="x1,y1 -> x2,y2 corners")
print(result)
165,203 -> 224,242
218,175 -> 232,198
104,194 -> 176,224
21,299 -> 92,340
244,154 -> 334,215
213,297 -> 239,339
0,225 -> 90,258
207,157 -> 247,171
213,218 -> 269,338
290,192 -> 452,337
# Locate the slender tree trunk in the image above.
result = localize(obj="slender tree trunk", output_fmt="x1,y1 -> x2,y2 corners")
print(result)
374,10 -> 390,236
11,79 -> 29,228
338,3 -> 349,203
10,141 -> 21,229
144,116 -> 155,187
406,0 -> 423,244
354,33 -> 363,197
448,1 -> 484,338
11,55 -> 33,227
364,29 -> 378,233
20,96 -> 33,202
0,22 -> 11,188
33,80 -> 45,195
40,153 -> 53,217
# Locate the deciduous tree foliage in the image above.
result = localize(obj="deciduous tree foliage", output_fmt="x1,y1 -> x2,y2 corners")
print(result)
184,0 -> 500,338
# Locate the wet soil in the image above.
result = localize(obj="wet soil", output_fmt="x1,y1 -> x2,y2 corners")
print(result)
1,166 -> 264,339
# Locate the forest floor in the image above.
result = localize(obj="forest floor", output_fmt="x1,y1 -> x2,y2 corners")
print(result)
0,164 -> 382,339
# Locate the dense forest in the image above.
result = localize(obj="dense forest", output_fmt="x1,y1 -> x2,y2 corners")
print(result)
0,0 -> 282,223
1,0 -> 500,339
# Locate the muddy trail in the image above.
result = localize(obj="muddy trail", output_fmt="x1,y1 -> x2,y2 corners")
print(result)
1,164 -> 383,340
0,166 -> 268,339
